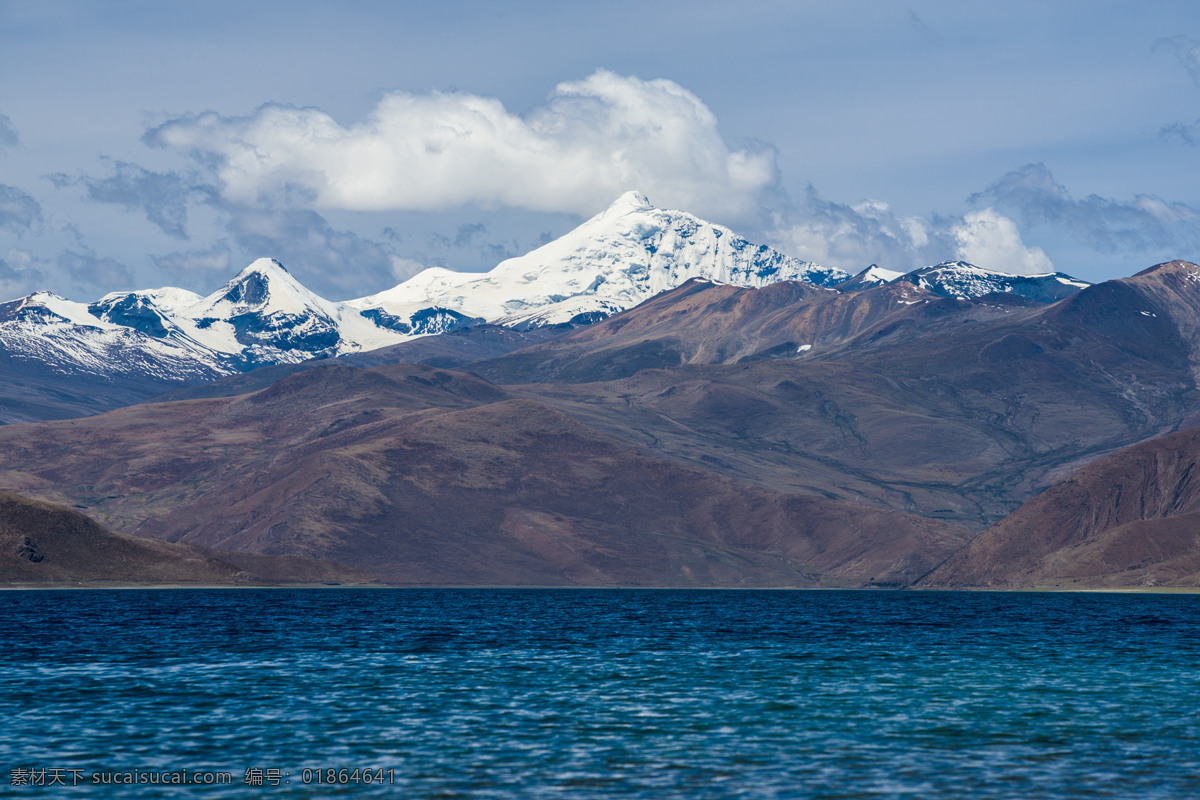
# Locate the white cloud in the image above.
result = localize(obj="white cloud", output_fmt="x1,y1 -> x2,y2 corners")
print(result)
145,70 -> 776,222
763,187 -> 1054,276
953,208 -> 1053,275
768,187 -> 952,270
971,163 -> 1200,255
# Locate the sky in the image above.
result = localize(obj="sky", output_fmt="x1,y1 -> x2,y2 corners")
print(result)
2,0 -> 1200,301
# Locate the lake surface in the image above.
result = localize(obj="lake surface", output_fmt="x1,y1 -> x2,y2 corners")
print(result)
1,589 -> 1198,797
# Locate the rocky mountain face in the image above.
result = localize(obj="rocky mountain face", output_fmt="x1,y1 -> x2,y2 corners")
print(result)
0,490 -> 374,586
919,424 -> 1200,589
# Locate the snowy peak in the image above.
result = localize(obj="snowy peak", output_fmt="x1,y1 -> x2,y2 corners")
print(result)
16,196 -> 1079,392
1,291 -> 111,329
193,258 -> 331,319
0,259 -> 411,385
903,261 -> 1088,302
88,292 -> 174,338
241,257 -> 290,277
837,260 -> 1089,303
355,192 -> 848,327
603,190 -> 654,216
174,257 -> 372,362
836,264 -> 906,292
0,289 -> 228,383
219,267 -> 275,308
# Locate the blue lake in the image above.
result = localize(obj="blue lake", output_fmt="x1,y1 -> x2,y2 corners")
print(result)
1,588 -> 1198,797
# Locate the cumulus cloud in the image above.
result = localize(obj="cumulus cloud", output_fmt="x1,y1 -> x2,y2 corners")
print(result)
143,70 -> 777,221
57,249 -> 134,289
765,185 -> 1052,275
971,163 -> 1200,254
47,161 -> 213,239
0,184 -> 42,234
771,186 -> 950,268
777,163 -> 1200,274
952,208 -> 1053,275
0,113 -> 18,152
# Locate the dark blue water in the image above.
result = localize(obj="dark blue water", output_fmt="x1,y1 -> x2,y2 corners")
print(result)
1,589 -> 1198,798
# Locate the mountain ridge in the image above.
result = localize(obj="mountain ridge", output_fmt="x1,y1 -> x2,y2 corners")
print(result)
0,193 -> 1094,424
3,259 -> 1200,587
0,194 -> 847,422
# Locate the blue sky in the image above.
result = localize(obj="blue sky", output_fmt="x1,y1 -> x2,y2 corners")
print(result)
2,0 -> 1200,300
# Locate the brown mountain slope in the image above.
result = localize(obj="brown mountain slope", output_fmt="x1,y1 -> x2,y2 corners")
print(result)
919,425 -> 1200,588
486,263 -> 1200,528
475,278 -> 1038,384
130,275 -> 1128,535
0,364 -> 969,587
7,261 -> 1200,587
0,490 -> 375,586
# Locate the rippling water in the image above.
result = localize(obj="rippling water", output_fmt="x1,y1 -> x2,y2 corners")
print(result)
2,589 -> 1199,797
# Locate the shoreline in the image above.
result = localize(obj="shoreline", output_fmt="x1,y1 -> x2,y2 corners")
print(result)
2,583 -> 1199,593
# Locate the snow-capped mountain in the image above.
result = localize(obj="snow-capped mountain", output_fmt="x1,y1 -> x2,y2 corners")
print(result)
0,193 -> 840,393
0,290 -> 227,383
838,261 -> 1089,302
1,201 -> 1096,399
349,191 -> 847,328
835,265 -> 906,291
0,261 -> 401,383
